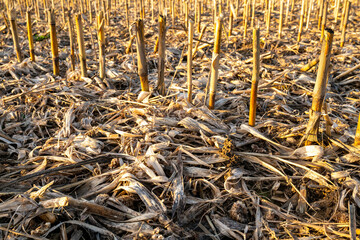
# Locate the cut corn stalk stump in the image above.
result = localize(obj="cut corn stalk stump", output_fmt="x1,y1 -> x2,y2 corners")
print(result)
249,27 -> 260,127
302,28 -> 334,145
187,20 -> 194,104
135,19 -> 149,93
49,9 -> 59,76
208,17 -> 222,109
157,14 -> 166,96
9,9 -> 22,62
76,13 -> 87,77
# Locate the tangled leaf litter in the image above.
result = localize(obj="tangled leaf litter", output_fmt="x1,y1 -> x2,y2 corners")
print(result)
1,1 -> 360,239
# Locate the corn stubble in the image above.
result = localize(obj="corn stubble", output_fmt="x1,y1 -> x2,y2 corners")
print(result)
9,9 -> 22,62
249,27 -> 260,127
76,14 -> 87,77
135,19 -> 149,92
26,9 -> 35,62
48,9 -> 59,76
98,11 -> 105,81
1,0 -> 360,239
208,17 -> 222,109
187,20 -> 194,104
157,15 -> 166,95
302,28 -> 334,145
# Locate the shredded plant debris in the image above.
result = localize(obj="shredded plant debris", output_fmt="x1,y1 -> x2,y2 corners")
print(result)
0,0 -> 360,239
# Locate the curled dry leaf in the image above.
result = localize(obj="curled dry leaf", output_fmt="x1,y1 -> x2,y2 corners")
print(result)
73,135 -> 104,155
292,145 -> 324,158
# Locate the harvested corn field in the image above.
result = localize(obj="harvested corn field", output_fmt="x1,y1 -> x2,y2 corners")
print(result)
1,0 -> 360,239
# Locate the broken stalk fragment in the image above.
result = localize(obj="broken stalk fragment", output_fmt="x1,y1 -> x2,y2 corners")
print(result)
208,17 -> 222,110
300,57 -> 320,72
49,9 -> 59,76
249,27 -> 260,127
76,14 -> 87,77
26,9 -> 35,62
157,15 -> 166,96
135,19 -> 149,92
2,12 -> 9,31
9,9 -> 22,62
187,20 -> 194,104
154,36 -> 159,53
193,23 -> 208,58
303,28 -> 334,145
126,35 -> 135,54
